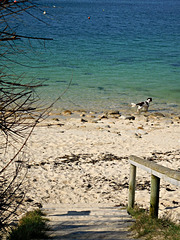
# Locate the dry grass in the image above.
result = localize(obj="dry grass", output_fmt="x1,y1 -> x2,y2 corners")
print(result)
7,209 -> 50,240
129,206 -> 180,240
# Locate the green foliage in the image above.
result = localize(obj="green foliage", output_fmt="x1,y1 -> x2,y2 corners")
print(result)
129,206 -> 180,240
7,209 -> 50,240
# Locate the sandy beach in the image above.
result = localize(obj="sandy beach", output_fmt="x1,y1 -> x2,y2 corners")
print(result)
1,2 -> 180,239
15,110 -> 179,224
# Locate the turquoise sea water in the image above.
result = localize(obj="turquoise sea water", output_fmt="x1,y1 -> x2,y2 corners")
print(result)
5,0 -> 180,113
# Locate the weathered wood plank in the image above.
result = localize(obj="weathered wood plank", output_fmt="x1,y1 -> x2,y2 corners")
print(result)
128,155 -> 180,218
150,175 -> 160,218
129,155 -> 180,187
128,164 -> 136,210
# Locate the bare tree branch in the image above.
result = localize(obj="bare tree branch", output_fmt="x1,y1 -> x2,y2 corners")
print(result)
0,0 -> 56,235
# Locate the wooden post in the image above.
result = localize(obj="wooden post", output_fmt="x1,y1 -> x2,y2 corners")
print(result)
150,174 -> 160,218
128,164 -> 136,211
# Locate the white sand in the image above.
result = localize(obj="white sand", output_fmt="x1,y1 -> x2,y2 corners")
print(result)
23,111 -> 180,223
1,111 -> 180,223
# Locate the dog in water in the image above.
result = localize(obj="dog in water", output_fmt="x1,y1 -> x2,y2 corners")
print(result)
131,98 -> 152,113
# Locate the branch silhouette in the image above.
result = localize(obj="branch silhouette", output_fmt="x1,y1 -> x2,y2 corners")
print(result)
0,0 -> 63,235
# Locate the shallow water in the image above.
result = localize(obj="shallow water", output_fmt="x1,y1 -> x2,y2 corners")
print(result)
3,0 -> 180,113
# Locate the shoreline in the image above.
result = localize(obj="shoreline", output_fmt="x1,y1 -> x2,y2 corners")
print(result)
48,100 -> 180,118
47,107 -> 180,121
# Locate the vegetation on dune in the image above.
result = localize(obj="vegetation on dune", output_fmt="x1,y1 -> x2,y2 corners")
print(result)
7,209 -> 50,240
129,206 -> 180,240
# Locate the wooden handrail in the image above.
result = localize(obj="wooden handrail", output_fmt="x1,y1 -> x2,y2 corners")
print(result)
128,155 -> 180,218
